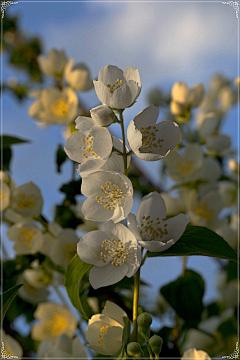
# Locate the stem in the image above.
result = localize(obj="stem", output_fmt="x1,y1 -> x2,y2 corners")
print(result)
119,111 -> 128,176
146,340 -> 153,360
132,267 -> 141,341
182,255 -> 187,276
72,160 -> 76,180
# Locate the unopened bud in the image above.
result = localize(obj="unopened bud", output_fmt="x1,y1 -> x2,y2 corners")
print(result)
127,342 -> 144,357
149,335 -> 163,356
90,105 -> 117,127
137,312 -> 152,328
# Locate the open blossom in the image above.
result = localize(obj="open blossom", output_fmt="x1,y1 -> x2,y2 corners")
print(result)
81,170 -> 133,223
93,65 -> 141,109
64,117 -> 113,177
64,58 -> 93,91
127,104 -> 180,161
38,334 -> 88,359
32,302 -> 77,341
128,192 -> 189,252
187,189 -> 223,230
7,221 -> 44,255
76,136 -> 131,178
49,229 -> 78,269
170,82 -> 205,117
77,222 -> 141,288
181,348 -> 211,360
11,181 -> 43,218
37,48 -> 67,77
2,331 -> 23,359
85,301 -> 127,355
0,181 -> 10,211
165,144 -> 203,182
29,87 -> 79,125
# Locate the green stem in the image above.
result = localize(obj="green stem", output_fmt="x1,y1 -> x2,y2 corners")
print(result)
132,267 -> 141,342
146,340 -> 153,360
119,111 -> 128,176
182,255 -> 187,276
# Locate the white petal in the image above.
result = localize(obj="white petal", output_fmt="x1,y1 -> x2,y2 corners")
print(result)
127,213 -> 142,241
132,105 -> 159,130
91,126 -> 112,159
93,80 -> 112,105
98,65 -> 124,85
89,263 -> 128,289
64,132 -> 85,163
75,116 -> 95,131
127,120 -> 143,154
110,83 -> 134,109
160,213 -> 189,243
136,192 -> 166,226
82,196 -> 114,222
103,326 -> 123,355
123,66 -> 141,88
77,230 -> 110,266
77,159 -> 106,178
102,301 -> 127,326
138,239 -> 175,252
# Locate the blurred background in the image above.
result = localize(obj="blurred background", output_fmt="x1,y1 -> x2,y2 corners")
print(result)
1,0 -> 239,356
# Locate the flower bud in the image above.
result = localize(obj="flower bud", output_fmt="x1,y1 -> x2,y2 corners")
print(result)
138,325 -> 150,340
137,312 -> 152,328
149,335 -> 163,356
127,342 -> 144,357
90,105 -> 118,127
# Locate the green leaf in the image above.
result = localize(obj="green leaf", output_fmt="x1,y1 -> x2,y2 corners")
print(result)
2,147 -> 12,171
65,254 -> 92,320
160,270 -> 204,328
147,226 -> 237,263
2,135 -> 30,147
0,284 -> 23,325
56,144 -> 68,173
59,179 -> 82,203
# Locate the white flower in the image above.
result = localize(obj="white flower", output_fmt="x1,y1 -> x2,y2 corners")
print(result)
49,228 -> 78,269
127,105 -> 180,161
77,222 -> 141,289
200,157 -> 222,182
38,334 -> 88,359
77,136 -> 131,178
90,105 -> 118,127
165,144 -> 203,182
181,348 -> 211,360
81,170 -> 133,223
0,181 -> 10,211
64,116 -> 113,177
218,181 -> 237,208
29,87 -> 79,125
32,302 -> 77,341
10,181 -> 43,218
85,301 -> 127,355
2,331 -> 23,358
37,48 -> 67,77
187,190 -> 223,230
93,65 -> 141,110
160,193 -> 184,216
7,221 -> 44,255
64,58 -> 93,91
127,192 -> 189,252
170,82 -> 205,117
17,273 -> 49,305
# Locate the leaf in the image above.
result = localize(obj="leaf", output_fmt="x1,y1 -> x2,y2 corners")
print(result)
56,144 -> 68,173
2,135 -> 30,147
55,205 -> 82,229
65,254 -> 92,320
0,284 -> 23,325
116,317 -> 130,359
2,147 -> 12,171
160,270 -> 204,328
147,226 -> 238,263
59,179 -> 82,203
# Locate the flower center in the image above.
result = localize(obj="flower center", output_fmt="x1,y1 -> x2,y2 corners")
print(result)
17,194 -> 36,209
50,98 -> 69,117
100,238 -> 129,266
98,325 -> 110,347
139,126 -> 164,153
45,313 -> 68,336
81,134 -> 99,159
18,228 -> 36,248
195,203 -> 214,221
95,181 -> 124,210
176,159 -> 194,175
139,216 -> 168,241
107,79 -> 124,94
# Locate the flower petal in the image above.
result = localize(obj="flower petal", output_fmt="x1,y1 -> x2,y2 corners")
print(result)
102,301 -> 127,326
64,132 -> 85,163
160,213 -> 189,244
138,239 -> 175,252
136,192 -> 166,227
77,230 -> 111,266
75,116 -> 95,132
89,263 -> 128,289
127,213 -> 142,241
91,126 -> 112,159
98,65 -> 124,85
82,196 -> 114,222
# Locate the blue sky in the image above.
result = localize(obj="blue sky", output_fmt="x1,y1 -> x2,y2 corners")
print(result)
3,1 -> 239,317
